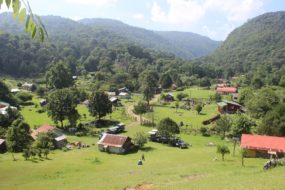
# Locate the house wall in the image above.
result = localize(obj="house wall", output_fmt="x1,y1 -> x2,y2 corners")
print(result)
54,139 -> 67,148
0,142 -> 7,153
245,149 -> 256,158
98,144 -> 125,154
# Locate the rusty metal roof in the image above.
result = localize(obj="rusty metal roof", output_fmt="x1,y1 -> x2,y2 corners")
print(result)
98,134 -> 130,147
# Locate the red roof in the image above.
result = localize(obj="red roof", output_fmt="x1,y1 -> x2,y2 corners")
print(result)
240,134 -> 285,153
31,124 -> 56,139
98,134 -> 131,147
216,87 -> 237,93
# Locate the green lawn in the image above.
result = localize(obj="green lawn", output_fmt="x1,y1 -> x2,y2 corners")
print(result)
145,104 -> 219,129
171,87 -> 216,99
0,125 -> 284,190
20,96 -> 132,129
2,87 -> 285,190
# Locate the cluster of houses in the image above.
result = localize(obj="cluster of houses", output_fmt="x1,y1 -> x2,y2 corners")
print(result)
0,124 -> 68,153
0,101 -> 17,117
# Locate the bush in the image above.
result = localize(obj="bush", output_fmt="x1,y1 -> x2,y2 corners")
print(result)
15,92 -> 32,102
200,127 -> 210,137
133,132 -> 148,148
176,93 -> 188,101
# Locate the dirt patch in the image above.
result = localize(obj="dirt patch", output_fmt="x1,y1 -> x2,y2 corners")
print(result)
180,174 -> 206,181
124,183 -> 152,190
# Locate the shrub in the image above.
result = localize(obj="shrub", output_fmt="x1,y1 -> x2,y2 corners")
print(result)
200,127 -> 210,137
15,92 -> 32,102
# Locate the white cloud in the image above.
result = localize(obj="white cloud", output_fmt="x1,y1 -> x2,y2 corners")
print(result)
71,16 -> 82,21
151,0 -> 264,25
205,0 -> 264,22
151,0 -> 205,25
132,13 -> 145,20
65,0 -> 118,7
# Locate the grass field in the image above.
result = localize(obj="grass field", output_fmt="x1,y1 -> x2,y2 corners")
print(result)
144,87 -> 219,129
2,87 -> 285,190
20,96 -> 132,129
0,125 -> 284,190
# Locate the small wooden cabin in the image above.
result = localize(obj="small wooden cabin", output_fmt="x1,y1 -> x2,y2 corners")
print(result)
32,125 -> 67,148
217,100 -> 243,114
97,134 -> 133,154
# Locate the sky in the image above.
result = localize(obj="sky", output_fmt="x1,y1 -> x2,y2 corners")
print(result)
1,0 -> 285,40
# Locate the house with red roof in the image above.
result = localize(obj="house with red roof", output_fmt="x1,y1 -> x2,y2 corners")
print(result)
240,134 -> 285,158
98,134 -> 134,154
32,124 -> 67,148
216,87 -> 238,94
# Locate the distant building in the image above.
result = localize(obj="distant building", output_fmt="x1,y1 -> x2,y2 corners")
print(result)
0,101 -> 17,116
11,88 -> 20,93
118,92 -> 130,99
97,134 -> 133,154
217,100 -> 244,114
118,87 -> 130,93
215,83 -> 228,89
106,92 -> 116,97
0,139 -> 6,153
241,134 -> 285,158
164,93 -> 175,102
31,125 -> 67,148
216,87 -> 237,94
22,82 -> 34,91
82,100 -> 90,106
109,97 -> 120,106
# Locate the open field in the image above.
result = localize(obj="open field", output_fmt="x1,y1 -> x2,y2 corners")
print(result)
0,125 -> 285,190
2,86 -> 284,190
144,87 -> 219,128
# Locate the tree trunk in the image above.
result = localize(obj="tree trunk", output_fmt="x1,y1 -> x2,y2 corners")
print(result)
60,120 -> 64,128
222,154 -> 224,161
233,140 -> 237,156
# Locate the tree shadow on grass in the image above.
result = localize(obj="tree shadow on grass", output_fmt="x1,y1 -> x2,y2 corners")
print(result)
141,146 -> 155,152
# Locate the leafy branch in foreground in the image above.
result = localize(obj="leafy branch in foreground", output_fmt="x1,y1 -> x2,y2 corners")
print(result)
0,0 -> 48,42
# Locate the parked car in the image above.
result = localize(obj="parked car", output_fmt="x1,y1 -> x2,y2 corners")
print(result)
106,123 -> 125,134
169,137 -> 188,149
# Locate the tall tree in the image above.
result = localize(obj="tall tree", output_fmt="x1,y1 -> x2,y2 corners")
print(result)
259,104 -> 285,136
46,88 -> 79,128
6,119 -> 33,160
160,73 -> 173,89
46,61 -> 74,89
231,114 -> 254,137
133,101 -> 148,124
88,91 -> 112,120
157,117 -> 179,137
216,115 -> 232,139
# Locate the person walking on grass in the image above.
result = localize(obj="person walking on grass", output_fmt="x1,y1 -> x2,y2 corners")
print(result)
141,153 -> 145,161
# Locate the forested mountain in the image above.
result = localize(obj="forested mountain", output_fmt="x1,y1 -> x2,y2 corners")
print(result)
0,12 -> 223,91
206,11 -> 285,86
79,18 -> 221,59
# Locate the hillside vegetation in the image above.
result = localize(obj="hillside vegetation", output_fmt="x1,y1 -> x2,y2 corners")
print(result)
206,11 -> 285,86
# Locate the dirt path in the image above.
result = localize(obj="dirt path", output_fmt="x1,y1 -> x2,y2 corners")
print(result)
125,94 -> 160,128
